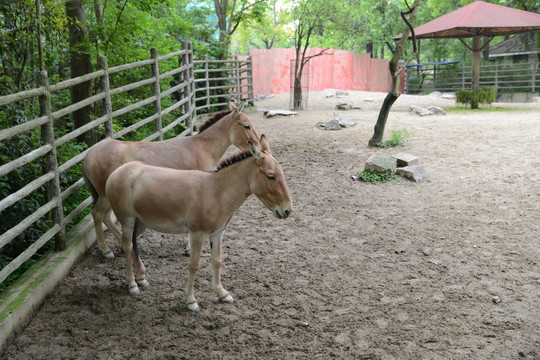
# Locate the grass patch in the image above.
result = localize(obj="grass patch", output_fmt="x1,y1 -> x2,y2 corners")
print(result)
444,106 -> 527,113
377,128 -> 410,148
358,170 -> 396,183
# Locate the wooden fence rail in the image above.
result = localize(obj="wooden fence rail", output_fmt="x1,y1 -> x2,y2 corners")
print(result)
0,43 -> 253,288
405,61 -> 540,95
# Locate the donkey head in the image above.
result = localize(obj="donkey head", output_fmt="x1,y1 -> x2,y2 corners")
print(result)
228,101 -> 261,152
248,135 -> 292,219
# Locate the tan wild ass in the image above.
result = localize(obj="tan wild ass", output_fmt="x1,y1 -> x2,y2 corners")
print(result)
105,135 -> 292,311
83,102 -> 259,258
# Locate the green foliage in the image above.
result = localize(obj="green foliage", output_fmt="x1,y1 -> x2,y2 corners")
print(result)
358,170 -> 396,183
376,128 -> 411,148
456,87 -> 496,108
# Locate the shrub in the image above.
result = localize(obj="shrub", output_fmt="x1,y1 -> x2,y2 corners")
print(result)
456,87 -> 496,108
377,128 -> 410,148
358,170 -> 396,183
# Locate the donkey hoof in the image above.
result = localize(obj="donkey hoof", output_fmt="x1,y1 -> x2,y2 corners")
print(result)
187,302 -> 200,312
102,251 -> 115,259
136,279 -> 150,287
183,248 -> 191,257
219,294 -> 234,304
128,285 -> 140,295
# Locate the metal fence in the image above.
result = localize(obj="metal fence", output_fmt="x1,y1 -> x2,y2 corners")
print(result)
405,61 -> 539,94
0,43 -> 253,289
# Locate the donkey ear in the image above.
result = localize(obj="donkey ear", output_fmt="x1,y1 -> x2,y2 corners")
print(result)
260,134 -> 271,154
229,101 -> 238,113
249,141 -> 264,160
237,100 -> 245,113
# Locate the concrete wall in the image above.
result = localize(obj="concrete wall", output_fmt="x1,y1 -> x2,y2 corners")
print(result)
247,47 -> 403,95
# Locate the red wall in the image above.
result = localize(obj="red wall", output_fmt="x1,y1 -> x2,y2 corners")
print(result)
246,47 -> 404,95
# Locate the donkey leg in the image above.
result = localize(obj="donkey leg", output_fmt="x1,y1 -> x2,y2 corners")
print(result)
92,197 -> 114,259
131,221 -> 149,288
209,231 -> 234,304
182,233 -> 191,257
185,232 -> 204,311
120,220 -> 139,295
103,206 -> 123,242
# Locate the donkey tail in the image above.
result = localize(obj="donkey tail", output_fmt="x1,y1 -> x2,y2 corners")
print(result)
82,163 -> 99,205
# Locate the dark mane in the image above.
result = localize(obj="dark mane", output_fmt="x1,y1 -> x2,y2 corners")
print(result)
197,110 -> 232,133
213,151 -> 253,172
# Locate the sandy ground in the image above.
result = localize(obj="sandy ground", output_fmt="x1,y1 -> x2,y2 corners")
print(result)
2,91 -> 540,359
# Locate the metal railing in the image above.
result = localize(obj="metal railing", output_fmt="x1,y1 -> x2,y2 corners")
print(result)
405,61 -> 539,94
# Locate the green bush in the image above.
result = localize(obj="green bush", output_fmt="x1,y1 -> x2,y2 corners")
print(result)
358,170 -> 396,183
377,128 -> 411,148
456,87 -> 495,108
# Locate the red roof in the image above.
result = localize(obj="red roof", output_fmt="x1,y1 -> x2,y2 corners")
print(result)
397,1 -> 540,39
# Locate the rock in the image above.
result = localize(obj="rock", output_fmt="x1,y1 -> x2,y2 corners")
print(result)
336,90 -> 349,98
492,296 -> 501,304
363,97 -> 376,102
263,110 -> 298,118
339,118 -> 357,128
254,94 -> 267,101
409,105 -> 434,116
392,153 -> 418,167
429,91 -> 442,97
335,102 -> 353,110
365,155 -> 397,174
427,106 -> 446,115
319,118 -> 342,130
396,165 -> 427,182
441,93 -> 456,100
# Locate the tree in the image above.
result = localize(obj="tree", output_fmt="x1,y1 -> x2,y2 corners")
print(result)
368,0 -> 420,147
289,0 -> 332,110
214,0 -> 267,58
65,0 -> 93,145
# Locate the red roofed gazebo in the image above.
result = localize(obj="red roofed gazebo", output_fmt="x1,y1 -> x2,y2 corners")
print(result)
396,1 -> 540,96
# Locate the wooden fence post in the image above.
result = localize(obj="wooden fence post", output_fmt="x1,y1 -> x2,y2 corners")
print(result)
247,56 -> 254,107
186,42 -> 195,134
204,55 -> 210,113
181,41 -> 194,135
98,56 -> 113,139
150,47 -> 163,141
234,55 -> 240,103
38,71 -> 66,251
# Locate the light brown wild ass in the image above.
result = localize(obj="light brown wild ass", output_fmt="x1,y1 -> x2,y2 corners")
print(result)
105,135 -> 292,311
83,102 -> 259,258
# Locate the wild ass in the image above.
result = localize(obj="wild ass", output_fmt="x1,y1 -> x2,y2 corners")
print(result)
83,102 -> 259,258
105,135 -> 292,311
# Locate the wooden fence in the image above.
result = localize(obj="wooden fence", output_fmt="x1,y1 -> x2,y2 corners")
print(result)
0,43 -> 253,289
194,55 -> 254,113
405,61 -> 539,95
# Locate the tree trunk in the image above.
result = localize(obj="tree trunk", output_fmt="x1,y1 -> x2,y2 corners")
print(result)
368,0 -> 420,146
65,0 -> 94,145
368,77 -> 399,146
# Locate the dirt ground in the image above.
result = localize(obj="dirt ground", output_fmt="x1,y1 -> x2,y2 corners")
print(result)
2,91 -> 540,359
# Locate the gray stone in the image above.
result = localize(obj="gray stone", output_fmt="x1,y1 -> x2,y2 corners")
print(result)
392,153 -> 418,167
441,93 -> 456,100
429,91 -> 442,97
336,90 -> 349,98
409,105 -> 434,116
396,165 -> 427,182
365,155 -> 397,174
335,102 -> 353,110
427,106 -> 446,115
339,118 -> 357,128
263,110 -> 298,118
319,118 -> 341,130
363,97 -> 376,102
